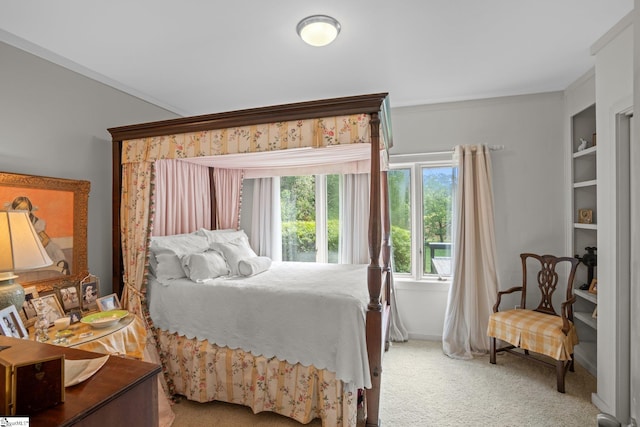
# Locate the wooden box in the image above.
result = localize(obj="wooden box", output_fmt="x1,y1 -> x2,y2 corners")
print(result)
0,337 -> 64,415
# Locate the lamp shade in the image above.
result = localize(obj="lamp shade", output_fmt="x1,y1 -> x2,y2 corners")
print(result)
0,210 -> 53,273
0,210 -> 53,311
296,15 -> 341,47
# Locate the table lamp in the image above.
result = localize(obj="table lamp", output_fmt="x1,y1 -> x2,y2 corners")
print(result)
0,210 -> 53,310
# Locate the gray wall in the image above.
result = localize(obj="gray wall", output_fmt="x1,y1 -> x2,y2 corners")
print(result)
0,41 -> 179,295
1,39 -> 567,338
389,92 -> 566,337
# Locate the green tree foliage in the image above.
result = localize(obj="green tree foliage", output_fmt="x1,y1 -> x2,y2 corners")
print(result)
391,225 -> 411,273
423,169 -> 455,243
388,170 -> 411,229
280,175 -> 315,222
281,219 -> 339,261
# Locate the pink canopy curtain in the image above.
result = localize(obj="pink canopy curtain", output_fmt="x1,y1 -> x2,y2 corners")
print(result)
153,159 -> 212,236
442,144 -> 499,360
212,168 -> 244,230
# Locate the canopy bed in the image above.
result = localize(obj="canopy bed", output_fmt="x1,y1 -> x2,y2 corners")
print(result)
108,93 -> 394,427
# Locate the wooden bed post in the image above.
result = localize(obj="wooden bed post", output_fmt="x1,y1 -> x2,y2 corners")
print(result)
366,112 -> 383,427
381,170 -> 392,350
112,139 -> 123,296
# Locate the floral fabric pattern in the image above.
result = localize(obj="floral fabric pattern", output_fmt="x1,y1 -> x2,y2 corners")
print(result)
73,315 -> 147,359
121,115 -> 371,163
157,330 -> 358,427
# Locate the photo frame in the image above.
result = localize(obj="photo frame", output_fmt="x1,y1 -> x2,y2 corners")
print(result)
80,274 -> 100,312
22,285 -> 40,324
54,280 -> 81,312
68,309 -> 82,324
32,294 -> 65,326
588,278 -> 598,294
592,305 -> 598,319
0,172 -> 90,294
96,293 -> 121,312
0,305 -> 28,339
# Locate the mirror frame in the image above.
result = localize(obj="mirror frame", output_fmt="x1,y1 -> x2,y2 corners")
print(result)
0,172 -> 90,293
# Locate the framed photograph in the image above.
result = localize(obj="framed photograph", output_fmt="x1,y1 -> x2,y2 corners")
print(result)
0,172 -> 90,294
32,294 -> 65,326
589,278 -> 598,295
96,293 -> 121,312
22,285 -> 40,322
592,305 -> 598,319
68,309 -> 82,324
54,281 -> 81,312
578,208 -> 593,224
80,274 -> 100,311
0,305 -> 28,339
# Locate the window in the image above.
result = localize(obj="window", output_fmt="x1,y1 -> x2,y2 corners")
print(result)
280,174 -> 340,262
389,158 -> 457,280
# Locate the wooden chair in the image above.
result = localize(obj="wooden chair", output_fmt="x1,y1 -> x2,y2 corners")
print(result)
487,253 -> 580,393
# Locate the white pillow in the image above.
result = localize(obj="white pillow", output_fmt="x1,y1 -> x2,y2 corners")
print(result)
148,233 -> 211,281
238,256 -> 272,277
196,228 -> 250,246
149,233 -> 210,257
181,250 -> 230,282
154,253 -> 187,281
210,236 -> 257,276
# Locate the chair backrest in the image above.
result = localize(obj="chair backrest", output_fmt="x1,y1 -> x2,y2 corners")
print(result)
519,253 -> 580,317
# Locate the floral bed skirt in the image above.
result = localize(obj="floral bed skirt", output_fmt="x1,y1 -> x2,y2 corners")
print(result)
156,329 -> 358,426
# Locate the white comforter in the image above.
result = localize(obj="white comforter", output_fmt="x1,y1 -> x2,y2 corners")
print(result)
147,261 -> 372,389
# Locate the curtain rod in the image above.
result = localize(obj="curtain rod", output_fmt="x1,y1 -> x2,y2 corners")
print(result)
390,145 -> 504,158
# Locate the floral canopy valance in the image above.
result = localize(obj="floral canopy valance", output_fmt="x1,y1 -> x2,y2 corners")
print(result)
122,114 -> 373,164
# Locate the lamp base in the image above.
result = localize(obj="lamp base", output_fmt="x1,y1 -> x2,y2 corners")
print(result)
0,274 -> 26,312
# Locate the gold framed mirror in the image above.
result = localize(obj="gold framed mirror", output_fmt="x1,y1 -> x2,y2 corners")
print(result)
0,172 -> 90,293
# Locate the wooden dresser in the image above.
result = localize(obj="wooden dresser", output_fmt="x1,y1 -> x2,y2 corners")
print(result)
0,336 -> 160,426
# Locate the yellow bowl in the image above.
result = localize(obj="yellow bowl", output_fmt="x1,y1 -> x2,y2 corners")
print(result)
80,310 -> 128,329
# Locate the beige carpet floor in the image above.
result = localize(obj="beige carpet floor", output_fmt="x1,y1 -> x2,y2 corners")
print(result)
171,340 -> 599,426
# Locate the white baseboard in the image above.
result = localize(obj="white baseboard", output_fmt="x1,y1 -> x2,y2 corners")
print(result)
407,333 -> 441,341
591,392 -> 612,415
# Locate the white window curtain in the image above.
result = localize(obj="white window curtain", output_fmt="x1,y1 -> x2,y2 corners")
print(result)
389,240 -> 409,342
250,177 -> 282,260
442,144 -> 499,359
212,168 -> 244,230
339,174 -> 370,264
153,159 -> 212,236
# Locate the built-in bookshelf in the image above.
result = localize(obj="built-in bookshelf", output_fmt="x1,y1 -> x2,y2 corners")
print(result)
570,104 -> 597,377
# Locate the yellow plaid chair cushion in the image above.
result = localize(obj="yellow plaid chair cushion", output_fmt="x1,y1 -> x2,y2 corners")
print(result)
487,309 -> 578,361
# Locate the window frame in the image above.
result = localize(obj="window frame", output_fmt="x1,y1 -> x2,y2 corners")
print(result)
389,153 -> 456,283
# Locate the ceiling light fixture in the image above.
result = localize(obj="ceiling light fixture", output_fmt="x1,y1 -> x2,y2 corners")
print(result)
296,15 -> 341,47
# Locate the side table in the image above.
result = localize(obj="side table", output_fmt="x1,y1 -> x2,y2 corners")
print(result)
30,313 -> 147,359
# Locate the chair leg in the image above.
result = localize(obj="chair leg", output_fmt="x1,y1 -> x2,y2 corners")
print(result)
569,353 -> 575,372
556,360 -> 565,393
490,337 -> 496,364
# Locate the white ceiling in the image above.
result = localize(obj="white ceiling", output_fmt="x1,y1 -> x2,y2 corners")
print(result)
0,1 -> 633,116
